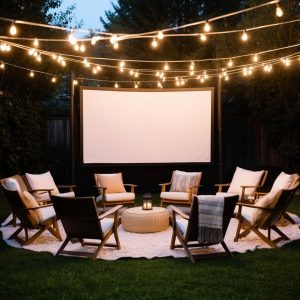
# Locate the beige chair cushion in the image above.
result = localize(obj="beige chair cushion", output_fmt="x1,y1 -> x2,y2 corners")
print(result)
170,170 -> 201,194
25,171 -> 59,195
270,172 -> 294,193
160,192 -> 190,201
96,192 -> 135,202
4,177 -> 20,191
227,167 -> 264,197
251,190 -> 280,226
95,173 -> 126,194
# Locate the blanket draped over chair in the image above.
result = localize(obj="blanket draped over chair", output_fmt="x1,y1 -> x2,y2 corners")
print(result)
198,195 -> 224,243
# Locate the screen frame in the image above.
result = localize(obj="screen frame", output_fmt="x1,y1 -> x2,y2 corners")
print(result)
79,87 -> 215,167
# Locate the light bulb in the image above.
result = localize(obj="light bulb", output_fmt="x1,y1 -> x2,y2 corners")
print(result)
29,70 -> 34,77
0,62 -> 5,69
52,54 -> 57,60
189,62 -> 195,71
28,48 -> 35,56
129,70 -> 134,76
92,67 -> 98,74
157,31 -> 164,40
80,44 -> 85,52
74,44 -> 79,51
151,38 -> 158,48
203,21 -> 211,32
241,30 -> 248,42
68,32 -> 77,45
51,77 -> 57,83
9,23 -> 17,35
73,79 -> 78,85
276,4 -> 283,17
119,60 -> 125,68
36,55 -> 42,62
91,36 -> 99,45
190,71 -> 194,76
134,71 -> 139,78
225,75 -> 229,81
61,60 -> 66,67
115,82 -> 119,88
227,59 -> 233,67
113,41 -> 119,49
96,65 -> 102,71
134,82 -> 139,88
200,33 -> 207,42
163,63 -> 169,71
110,35 -> 118,44
157,81 -> 162,88
83,58 -> 90,68
253,54 -> 259,62
33,38 -> 39,47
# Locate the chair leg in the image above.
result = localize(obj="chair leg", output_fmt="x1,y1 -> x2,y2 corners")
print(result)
251,226 -> 277,248
221,241 -> 234,258
56,237 -> 70,256
24,226 -> 48,245
234,220 -> 243,242
47,220 -> 62,241
282,212 -> 295,224
113,225 -> 121,250
271,225 -> 289,241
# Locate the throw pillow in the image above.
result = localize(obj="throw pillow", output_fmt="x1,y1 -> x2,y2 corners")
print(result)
170,170 -> 201,194
25,171 -> 59,195
4,177 -> 20,191
95,173 -> 126,193
270,171 -> 293,193
23,191 -> 43,223
228,167 -> 264,196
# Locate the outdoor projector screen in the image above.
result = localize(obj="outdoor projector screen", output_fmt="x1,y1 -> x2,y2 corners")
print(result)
81,88 -> 214,164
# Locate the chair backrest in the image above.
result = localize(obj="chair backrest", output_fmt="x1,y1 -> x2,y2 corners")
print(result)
170,170 -> 202,194
94,173 -> 126,194
0,176 -> 39,228
259,182 -> 300,230
51,195 -> 105,240
227,167 -> 267,197
186,195 -> 239,242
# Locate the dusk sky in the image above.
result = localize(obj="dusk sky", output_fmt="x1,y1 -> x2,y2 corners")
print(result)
57,0 -> 116,30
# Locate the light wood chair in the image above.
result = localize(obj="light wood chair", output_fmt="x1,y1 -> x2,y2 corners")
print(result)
234,181 -> 299,248
51,195 -> 122,259
0,176 -> 62,245
169,194 -> 239,263
159,170 -> 202,206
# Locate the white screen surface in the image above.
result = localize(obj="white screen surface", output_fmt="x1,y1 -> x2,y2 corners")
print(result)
81,88 -> 213,164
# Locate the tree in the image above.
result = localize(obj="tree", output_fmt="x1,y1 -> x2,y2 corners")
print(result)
0,0 -> 76,177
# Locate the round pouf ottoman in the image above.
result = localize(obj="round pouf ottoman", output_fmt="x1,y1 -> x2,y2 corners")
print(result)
122,207 -> 169,233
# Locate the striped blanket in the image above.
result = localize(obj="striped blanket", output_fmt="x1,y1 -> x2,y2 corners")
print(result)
198,195 -> 224,243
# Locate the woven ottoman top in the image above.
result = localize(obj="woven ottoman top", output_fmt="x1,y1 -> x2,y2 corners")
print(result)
122,206 -> 169,233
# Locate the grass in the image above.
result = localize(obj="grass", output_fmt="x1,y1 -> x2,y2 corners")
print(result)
0,194 -> 300,300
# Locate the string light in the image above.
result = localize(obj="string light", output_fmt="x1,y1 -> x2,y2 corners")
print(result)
224,75 -> 229,81
203,21 -> 211,32
96,65 -> 102,71
157,81 -> 162,88
241,30 -> 248,41
253,54 -> 259,62
113,41 -> 119,49
114,82 -> 119,88
189,61 -> 195,71
33,38 -> 39,47
282,57 -> 291,66
151,38 -> 158,48
73,79 -> 78,85
74,44 -> 79,51
51,77 -> 57,83
227,59 -> 233,67
92,67 -> 98,74
276,3 -> 283,17
199,33 -> 207,42
163,62 -> 169,71
29,70 -> 34,77
36,54 -> 42,62
157,31 -> 164,40
83,58 -> 90,68
119,60 -> 125,68
0,43 -> 11,52
0,62 -> 5,69
134,82 -> 139,88
9,23 -> 17,35
68,32 -> 77,45
80,44 -> 85,52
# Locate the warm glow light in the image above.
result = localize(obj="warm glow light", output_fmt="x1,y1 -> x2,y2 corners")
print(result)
9,23 -> 17,35
74,44 -> 79,51
151,38 -> 158,48
276,4 -> 283,17
36,55 -> 42,62
157,81 -> 162,88
83,58 -> 90,68
157,31 -> 164,40
163,63 -> 169,71
29,70 -> 34,77
227,59 -> 233,67
92,67 -> 98,74
61,60 -> 66,67
225,75 -> 229,81
129,70 -> 134,76
73,79 -> 78,85
134,82 -> 139,88
52,53 -> 57,60
189,61 -> 195,71
33,38 -> 39,47
115,82 -> 119,88
96,65 -> 102,71
241,30 -> 248,41
113,41 -> 119,49
134,71 -> 139,78
80,44 -> 86,52
51,77 -> 57,83
204,21 -> 211,32
253,54 -> 259,62
200,33 -> 207,42
68,32 -> 77,45
110,35 -> 118,44
119,61 -> 125,68
0,62 -> 5,69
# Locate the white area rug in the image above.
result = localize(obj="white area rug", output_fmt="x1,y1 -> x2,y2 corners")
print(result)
1,213 -> 300,260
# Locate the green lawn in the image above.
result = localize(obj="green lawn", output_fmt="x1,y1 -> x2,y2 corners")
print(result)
0,194 -> 300,300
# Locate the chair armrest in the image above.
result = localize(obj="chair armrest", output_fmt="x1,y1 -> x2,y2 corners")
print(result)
99,205 -> 123,219
214,183 -> 230,192
159,182 -> 172,192
57,184 -> 76,192
94,185 -> 107,193
24,204 -> 53,210
29,188 -> 54,193
124,184 -> 137,193
158,182 -> 172,186
236,202 -> 273,211
255,192 -> 268,198
169,205 -> 190,220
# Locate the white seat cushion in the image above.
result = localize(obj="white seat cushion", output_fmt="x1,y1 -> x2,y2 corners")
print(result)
160,192 -> 190,201
25,171 -> 59,195
100,218 -> 114,235
176,217 -> 188,236
228,167 -> 264,197
95,173 -> 126,193
96,192 -> 135,202
240,206 -> 255,223
39,206 -> 56,224
170,170 -> 201,194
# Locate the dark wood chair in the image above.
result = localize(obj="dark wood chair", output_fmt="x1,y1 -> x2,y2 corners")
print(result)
234,182 -> 300,248
51,195 -> 122,259
169,194 -> 239,263
0,177 -> 62,245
